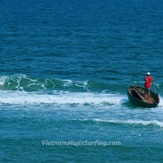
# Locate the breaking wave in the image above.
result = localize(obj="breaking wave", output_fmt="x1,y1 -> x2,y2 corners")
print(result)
0,74 -> 120,92
0,74 -> 129,105
0,90 -> 127,105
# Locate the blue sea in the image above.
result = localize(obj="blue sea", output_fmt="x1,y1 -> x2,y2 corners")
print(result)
0,0 -> 163,162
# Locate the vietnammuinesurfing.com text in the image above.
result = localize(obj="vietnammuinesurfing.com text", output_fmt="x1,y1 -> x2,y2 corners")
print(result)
42,140 -> 122,147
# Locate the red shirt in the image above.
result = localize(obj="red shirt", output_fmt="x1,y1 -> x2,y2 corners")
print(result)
144,76 -> 153,89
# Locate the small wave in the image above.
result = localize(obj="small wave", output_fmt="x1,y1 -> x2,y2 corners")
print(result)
0,91 -> 126,106
92,118 -> 163,128
0,74 -> 110,92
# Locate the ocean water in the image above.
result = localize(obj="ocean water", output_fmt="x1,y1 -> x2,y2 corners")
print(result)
0,0 -> 163,162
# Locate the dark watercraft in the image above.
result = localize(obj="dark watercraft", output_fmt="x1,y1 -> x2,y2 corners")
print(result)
127,85 -> 159,108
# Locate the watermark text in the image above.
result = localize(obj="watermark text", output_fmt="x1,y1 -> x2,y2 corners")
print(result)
42,140 -> 121,147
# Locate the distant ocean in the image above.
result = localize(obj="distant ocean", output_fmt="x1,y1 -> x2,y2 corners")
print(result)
0,0 -> 163,162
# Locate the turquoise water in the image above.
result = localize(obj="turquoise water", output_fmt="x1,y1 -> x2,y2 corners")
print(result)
0,0 -> 163,162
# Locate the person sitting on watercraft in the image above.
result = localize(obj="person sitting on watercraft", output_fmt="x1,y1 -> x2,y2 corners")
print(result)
144,72 -> 153,101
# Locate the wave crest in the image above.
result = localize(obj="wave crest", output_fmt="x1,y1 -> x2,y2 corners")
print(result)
0,74 -> 112,92
92,119 -> 163,128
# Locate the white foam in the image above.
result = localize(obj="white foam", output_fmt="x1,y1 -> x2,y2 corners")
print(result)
0,91 -> 126,105
158,96 -> 163,107
0,75 -> 9,85
93,118 -> 163,127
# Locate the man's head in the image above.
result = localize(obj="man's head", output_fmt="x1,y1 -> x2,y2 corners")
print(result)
147,72 -> 150,76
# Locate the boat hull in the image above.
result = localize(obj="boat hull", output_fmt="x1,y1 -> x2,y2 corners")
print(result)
127,85 -> 159,108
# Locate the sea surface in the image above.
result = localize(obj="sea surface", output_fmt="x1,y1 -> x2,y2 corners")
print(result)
0,0 -> 163,162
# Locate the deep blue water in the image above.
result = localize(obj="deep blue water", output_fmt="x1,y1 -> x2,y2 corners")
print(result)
0,0 -> 163,162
